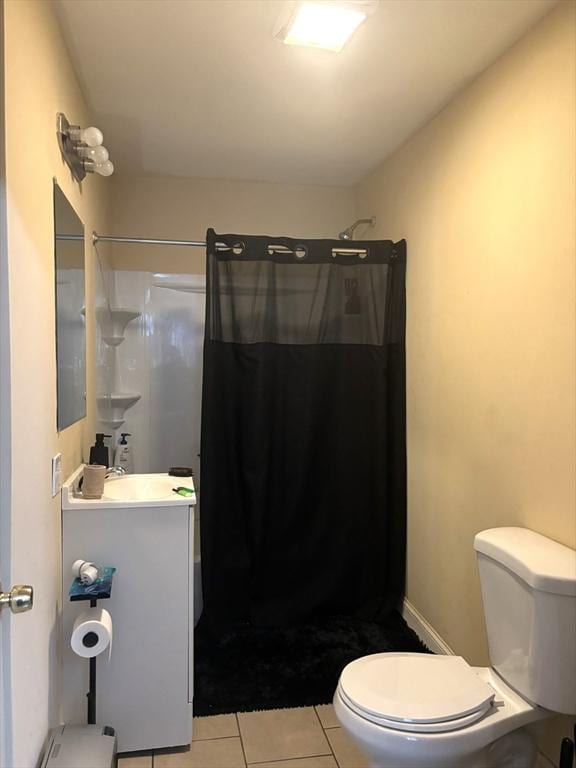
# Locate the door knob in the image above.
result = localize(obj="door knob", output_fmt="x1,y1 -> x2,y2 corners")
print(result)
0,584 -> 34,614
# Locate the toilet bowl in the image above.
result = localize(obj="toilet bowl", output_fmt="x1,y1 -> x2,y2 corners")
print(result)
334,654 -> 546,767
334,528 -> 576,768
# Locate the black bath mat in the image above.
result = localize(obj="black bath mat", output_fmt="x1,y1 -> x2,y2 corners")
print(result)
193,611 -> 430,716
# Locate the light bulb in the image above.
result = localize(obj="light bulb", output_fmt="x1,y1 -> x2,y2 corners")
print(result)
80,126 -> 103,147
78,145 -> 109,163
94,160 -> 114,177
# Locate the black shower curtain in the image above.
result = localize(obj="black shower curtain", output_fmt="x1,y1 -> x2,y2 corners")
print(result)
200,229 -> 406,629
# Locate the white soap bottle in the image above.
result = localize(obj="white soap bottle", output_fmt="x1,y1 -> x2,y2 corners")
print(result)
115,432 -> 133,474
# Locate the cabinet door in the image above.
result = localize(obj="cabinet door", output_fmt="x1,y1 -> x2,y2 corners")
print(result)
62,505 -> 192,752
189,505 -> 195,705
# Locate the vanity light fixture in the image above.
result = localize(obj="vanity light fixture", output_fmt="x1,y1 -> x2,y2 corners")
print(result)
276,0 -> 378,53
56,113 -> 114,182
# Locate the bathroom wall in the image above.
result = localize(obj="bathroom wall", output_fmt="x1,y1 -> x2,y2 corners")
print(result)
2,1 -> 111,764
355,1 -> 575,760
109,174 -> 357,273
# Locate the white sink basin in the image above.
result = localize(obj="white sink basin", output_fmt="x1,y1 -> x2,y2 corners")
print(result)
61,467 -> 196,510
104,474 -> 194,501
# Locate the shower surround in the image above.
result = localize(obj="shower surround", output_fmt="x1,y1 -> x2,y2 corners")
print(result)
95,268 -> 205,478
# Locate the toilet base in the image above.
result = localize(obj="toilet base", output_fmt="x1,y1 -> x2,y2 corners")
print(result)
486,729 -> 538,768
362,728 -> 537,768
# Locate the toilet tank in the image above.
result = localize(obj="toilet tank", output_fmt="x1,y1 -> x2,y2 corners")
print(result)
474,527 -> 576,714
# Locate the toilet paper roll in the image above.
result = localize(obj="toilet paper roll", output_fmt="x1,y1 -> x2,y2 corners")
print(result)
71,607 -> 113,659
80,564 -> 100,584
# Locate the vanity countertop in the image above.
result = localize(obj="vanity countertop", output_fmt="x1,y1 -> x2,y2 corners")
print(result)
62,465 -> 196,510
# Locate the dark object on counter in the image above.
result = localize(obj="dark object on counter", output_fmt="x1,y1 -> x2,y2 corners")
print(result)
559,736 -> 575,768
169,467 -> 193,477
89,434 -> 111,468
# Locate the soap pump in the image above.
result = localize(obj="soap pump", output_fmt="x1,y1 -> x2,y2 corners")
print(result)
89,433 -> 111,467
115,433 -> 133,474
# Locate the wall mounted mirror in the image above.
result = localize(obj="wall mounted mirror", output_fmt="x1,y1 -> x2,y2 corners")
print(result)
54,181 -> 86,430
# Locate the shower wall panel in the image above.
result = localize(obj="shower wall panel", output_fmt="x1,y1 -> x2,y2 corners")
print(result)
112,271 -> 205,481
94,243 -> 116,408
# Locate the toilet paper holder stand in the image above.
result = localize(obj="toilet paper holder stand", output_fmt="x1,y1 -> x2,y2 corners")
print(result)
69,568 -> 116,725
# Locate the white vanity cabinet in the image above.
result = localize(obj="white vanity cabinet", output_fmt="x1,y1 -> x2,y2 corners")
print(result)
61,471 -> 195,753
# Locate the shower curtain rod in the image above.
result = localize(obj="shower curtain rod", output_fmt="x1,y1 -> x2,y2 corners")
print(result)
92,232 -> 205,247
91,232 -> 372,257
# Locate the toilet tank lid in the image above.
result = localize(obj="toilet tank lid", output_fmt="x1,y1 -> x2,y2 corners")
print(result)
474,527 -> 576,596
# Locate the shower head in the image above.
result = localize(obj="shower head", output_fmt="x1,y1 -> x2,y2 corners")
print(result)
338,217 -> 376,240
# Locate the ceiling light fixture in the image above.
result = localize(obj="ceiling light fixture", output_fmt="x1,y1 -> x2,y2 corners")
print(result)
277,1 -> 378,53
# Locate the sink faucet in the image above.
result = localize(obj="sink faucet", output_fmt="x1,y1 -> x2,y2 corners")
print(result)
105,466 -> 127,478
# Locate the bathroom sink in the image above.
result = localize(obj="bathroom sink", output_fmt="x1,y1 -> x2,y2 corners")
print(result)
61,467 -> 196,510
104,474 -> 190,501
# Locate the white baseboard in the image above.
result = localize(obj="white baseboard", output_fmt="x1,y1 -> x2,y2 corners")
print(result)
401,598 -> 557,768
402,598 -> 455,655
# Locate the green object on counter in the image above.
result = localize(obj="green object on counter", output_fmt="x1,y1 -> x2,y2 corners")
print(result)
173,486 -> 194,497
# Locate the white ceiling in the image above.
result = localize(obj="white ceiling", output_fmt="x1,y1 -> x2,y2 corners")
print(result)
53,0 -> 557,186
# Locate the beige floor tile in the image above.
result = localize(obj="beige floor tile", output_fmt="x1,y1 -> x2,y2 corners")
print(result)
314,704 -> 340,730
117,756 -> 153,768
193,713 -> 239,741
248,756 -> 338,768
238,707 -> 331,764
155,737 -> 246,768
325,728 -> 369,768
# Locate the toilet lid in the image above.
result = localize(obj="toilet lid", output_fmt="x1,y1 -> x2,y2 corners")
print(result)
339,653 -> 495,725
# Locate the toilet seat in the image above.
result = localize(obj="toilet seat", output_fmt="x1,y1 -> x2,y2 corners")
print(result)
337,685 -> 493,733
338,653 -> 496,734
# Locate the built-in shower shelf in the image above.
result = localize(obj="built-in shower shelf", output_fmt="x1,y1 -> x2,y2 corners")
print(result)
97,307 -> 141,347
103,336 -> 126,347
99,418 -> 126,430
97,392 -> 141,430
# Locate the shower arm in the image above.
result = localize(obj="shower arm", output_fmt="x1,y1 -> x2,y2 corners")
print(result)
338,217 -> 376,241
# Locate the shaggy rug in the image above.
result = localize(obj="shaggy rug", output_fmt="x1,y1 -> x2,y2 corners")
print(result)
193,611 -> 430,716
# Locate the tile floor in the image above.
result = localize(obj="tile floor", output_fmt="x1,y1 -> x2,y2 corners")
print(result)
118,705 -> 369,768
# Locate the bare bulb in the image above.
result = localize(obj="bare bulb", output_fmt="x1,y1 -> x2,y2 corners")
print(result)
94,160 -> 114,177
80,126 -> 103,147
79,145 -> 109,163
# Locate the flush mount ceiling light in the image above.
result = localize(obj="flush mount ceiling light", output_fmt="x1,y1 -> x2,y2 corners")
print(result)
276,1 -> 378,53
56,113 -> 114,182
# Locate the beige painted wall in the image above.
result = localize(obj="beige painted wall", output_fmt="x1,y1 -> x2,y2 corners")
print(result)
3,1 -> 110,764
109,174 -> 356,273
356,1 -> 575,760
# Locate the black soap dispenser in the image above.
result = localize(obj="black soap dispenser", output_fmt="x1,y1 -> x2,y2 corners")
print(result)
89,433 -> 111,467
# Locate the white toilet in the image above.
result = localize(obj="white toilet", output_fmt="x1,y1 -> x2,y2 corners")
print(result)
334,527 -> 576,768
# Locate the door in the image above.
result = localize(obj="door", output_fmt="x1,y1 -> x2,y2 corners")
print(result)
0,5 -> 34,764
1,2 -> 9,759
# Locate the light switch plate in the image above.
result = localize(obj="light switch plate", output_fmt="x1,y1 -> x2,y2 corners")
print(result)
51,453 -> 62,497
